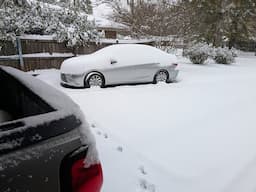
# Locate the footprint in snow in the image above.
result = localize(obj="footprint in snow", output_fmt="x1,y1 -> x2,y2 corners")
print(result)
138,166 -> 147,175
91,123 -> 96,128
117,146 -> 123,152
138,179 -> 156,192
103,133 -> 108,139
96,131 -> 102,135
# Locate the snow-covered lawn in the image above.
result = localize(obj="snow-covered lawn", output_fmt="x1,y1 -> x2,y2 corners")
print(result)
36,52 -> 256,192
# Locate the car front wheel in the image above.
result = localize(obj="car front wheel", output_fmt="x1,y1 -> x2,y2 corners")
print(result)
86,73 -> 105,88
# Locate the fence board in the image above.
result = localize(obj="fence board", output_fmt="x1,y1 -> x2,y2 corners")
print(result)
0,37 -> 155,71
234,41 -> 256,52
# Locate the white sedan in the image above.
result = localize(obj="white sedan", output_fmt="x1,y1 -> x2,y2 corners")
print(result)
60,44 -> 179,88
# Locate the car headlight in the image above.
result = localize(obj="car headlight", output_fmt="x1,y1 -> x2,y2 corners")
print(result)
61,73 -> 67,82
61,73 -> 83,83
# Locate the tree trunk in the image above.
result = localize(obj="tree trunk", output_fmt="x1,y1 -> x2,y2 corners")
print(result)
0,0 -> 5,8
228,39 -> 234,49
129,0 -> 135,16
255,42 -> 256,56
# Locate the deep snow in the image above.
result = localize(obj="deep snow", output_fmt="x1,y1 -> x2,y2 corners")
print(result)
36,52 -> 256,192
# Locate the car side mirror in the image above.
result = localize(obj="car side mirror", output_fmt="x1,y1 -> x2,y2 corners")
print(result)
110,58 -> 117,64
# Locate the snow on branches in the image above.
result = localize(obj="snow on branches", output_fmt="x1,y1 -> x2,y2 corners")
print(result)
0,0 -> 98,47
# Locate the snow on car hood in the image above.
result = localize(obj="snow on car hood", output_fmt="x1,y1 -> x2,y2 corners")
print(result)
60,54 -> 110,74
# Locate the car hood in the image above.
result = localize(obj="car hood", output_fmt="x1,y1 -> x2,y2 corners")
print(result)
60,54 -> 109,74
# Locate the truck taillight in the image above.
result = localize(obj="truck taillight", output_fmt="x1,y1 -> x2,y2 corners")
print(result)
71,159 -> 103,192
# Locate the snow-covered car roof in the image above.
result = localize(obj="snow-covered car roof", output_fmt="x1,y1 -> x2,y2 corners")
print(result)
92,44 -> 174,55
61,44 -> 178,74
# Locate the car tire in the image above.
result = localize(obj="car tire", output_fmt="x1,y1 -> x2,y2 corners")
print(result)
85,73 -> 105,88
154,70 -> 169,84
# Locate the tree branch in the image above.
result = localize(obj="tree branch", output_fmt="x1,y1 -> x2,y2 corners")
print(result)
0,0 -> 5,8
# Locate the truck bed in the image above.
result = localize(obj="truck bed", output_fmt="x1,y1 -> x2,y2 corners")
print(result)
0,66 -> 102,192
0,66 -> 84,155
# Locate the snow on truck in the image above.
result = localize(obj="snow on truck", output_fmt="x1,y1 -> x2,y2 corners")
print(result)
0,66 -> 103,192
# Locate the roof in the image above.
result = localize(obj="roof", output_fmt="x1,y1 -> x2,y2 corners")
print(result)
94,17 -> 128,31
91,0 -> 129,30
99,38 -> 154,44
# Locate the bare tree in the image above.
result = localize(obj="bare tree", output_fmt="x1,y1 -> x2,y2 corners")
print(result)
100,0 -> 178,37
0,0 -> 5,7
169,0 -> 256,48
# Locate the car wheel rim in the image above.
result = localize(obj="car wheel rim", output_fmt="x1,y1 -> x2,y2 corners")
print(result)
155,71 -> 168,83
88,75 -> 103,87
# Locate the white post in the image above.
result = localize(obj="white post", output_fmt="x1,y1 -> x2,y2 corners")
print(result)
16,37 -> 24,70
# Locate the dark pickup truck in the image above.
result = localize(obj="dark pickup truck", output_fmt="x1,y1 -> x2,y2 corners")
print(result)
0,66 -> 103,192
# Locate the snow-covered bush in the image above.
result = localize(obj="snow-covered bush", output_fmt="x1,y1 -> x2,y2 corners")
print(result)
154,38 -> 176,54
157,45 -> 176,54
0,1 -> 98,47
230,47 -> 238,57
184,43 -> 212,64
54,9 -> 98,47
213,47 -> 235,64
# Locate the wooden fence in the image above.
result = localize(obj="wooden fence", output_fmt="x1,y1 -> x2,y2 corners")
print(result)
0,57 -> 68,71
0,38 -> 109,56
234,41 -> 256,52
0,37 -> 154,71
0,38 -> 105,71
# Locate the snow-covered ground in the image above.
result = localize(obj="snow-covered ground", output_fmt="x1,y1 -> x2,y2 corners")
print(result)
35,52 -> 256,192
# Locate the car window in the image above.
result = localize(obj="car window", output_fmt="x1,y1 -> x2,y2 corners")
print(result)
110,45 -> 163,66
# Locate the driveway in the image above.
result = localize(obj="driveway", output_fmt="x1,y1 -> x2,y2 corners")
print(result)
37,53 -> 256,192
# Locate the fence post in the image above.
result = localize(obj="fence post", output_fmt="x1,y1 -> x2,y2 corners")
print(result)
16,37 -> 24,71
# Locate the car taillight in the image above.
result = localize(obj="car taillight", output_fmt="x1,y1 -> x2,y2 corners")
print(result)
71,159 -> 103,192
172,63 -> 178,67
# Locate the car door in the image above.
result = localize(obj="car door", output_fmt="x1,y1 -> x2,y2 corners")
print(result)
102,53 -> 138,85
103,45 -> 160,85
117,46 -> 161,83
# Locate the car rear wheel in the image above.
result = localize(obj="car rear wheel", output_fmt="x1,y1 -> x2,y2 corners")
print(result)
86,73 -> 105,88
154,70 -> 169,83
